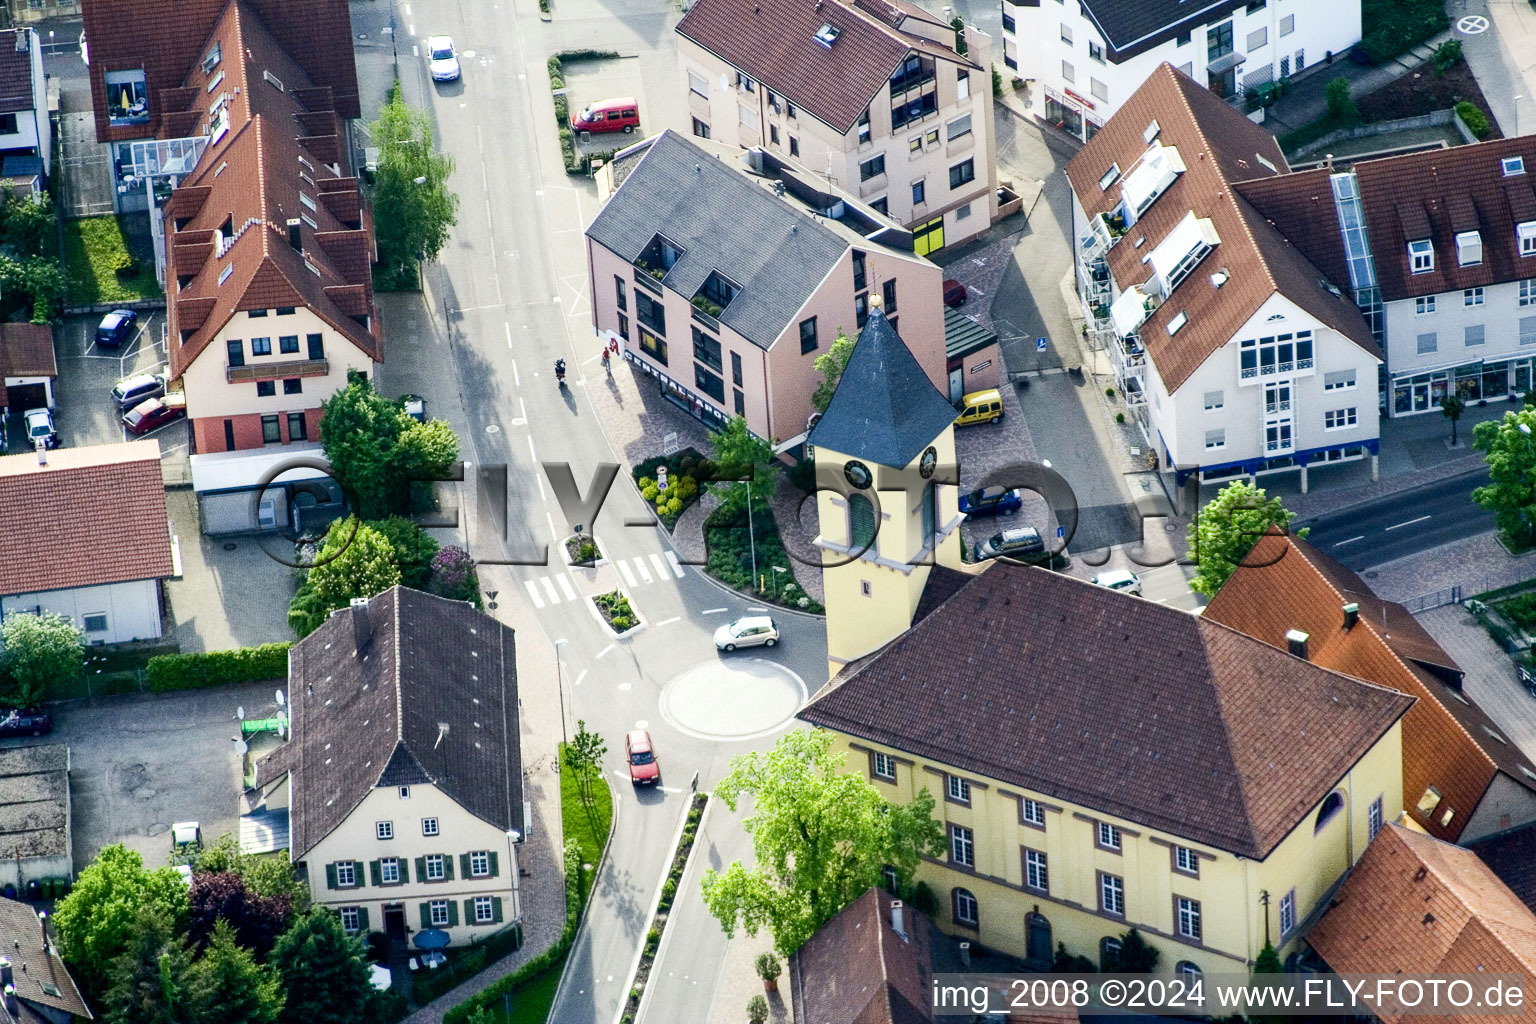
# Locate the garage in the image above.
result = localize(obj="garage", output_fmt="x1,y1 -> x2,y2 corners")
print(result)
2,381 -> 47,410
0,322 -> 57,414
189,442 -> 347,536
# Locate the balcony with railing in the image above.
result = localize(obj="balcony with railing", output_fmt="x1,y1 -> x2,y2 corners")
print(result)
227,358 -> 328,383
1264,396 -> 1292,415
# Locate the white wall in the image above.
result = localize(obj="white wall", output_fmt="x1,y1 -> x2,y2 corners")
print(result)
1005,0 -> 1361,134
1,577 -> 163,644
1381,279 -> 1533,379
303,783 -> 520,947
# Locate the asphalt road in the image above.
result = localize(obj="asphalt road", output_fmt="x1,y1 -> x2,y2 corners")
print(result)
1295,469 -> 1493,571
349,3 -> 827,1022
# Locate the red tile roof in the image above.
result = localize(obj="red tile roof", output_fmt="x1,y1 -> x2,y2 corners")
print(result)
1351,137 -> 1536,303
80,0 -> 359,143
1064,64 -> 1378,394
677,0 -> 977,134
1308,824 -> 1536,1023
799,561 -> 1413,858
1203,532 -> 1536,843
791,888 -> 937,1024
0,30 -> 38,115
0,441 -> 174,595
162,1 -> 378,378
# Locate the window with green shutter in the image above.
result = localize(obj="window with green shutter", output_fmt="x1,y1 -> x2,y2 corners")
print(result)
369,860 -> 382,887
398,858 -> 410,884
415,857 -> 427,881
325,864 -> 337,890
444,854 -> 455,881
462,899 -> 474,924
447,900 -> 459,926
459,853 -> 471,878
492,896 -> 503,923
487,851 -> 499,877
356,907 -> 370,933
420,903 -> 432,929
849,493 -> 876,551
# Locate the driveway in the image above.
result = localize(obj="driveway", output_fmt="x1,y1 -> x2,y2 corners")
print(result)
16,681 -> 275,872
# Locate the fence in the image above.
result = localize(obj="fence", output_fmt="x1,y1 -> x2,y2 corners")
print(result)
1402,584 -> 1463,613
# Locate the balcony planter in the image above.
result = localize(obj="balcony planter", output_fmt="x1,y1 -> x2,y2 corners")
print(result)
690,296 -> 723,318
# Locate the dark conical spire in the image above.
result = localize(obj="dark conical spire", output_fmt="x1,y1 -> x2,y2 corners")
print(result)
807,308 -> 956,467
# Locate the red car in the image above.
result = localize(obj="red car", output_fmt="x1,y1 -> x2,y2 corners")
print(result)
122,396 -> 186,435
625,729 -> 660,785
943,279 -> 969,307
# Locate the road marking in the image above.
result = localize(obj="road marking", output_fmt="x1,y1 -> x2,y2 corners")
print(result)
536,468 -> 547,503
402,3 -> 410,14
633,557 -> 654,584
523,580 -> 544,608
702,607 -> 727,614
747,607 -> 767,613
505,322 -> 513,348
408,22 -> 415,35
511,359 -> 520,386
618,682 -> 632,691
528,435 -> 537,462
540,577 -> 560,604
1334,536 -> 1365,546
648,552 -> 670,580
412,44 -> 419,57
1385,515 -> 1430,531
617,559 -> 637,587
557,574 -> 577,601
665,552 -> 687,578
658,785 -> 682,793
573,669 -> 587,687
596,644 -> 615,659
656,616 -> 681,627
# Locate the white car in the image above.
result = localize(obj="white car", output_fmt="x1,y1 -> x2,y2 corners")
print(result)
713,615 -> 779,651
1092,569 -> 1142,596
23,408 -> 57,449
428,36 -> 461,82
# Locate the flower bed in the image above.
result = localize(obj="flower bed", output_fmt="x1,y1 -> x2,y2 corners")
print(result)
623,793 -> 708,1023
564,534 -> 603,567
633,448 -> 709,529
593,589 -> 640,635
704,500 -> 823,613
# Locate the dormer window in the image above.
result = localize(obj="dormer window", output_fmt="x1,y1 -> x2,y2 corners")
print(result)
1149,211 -> 1218,296
1143,120 -> 1160,143
202,42 -> 222,75
814,23 -> 841,47
1121,141 -> 1185,223
636,233 -> 685,279
1166,311 -> 1188,335
692,270 -> 740,318
1408,239 -> 1434,275
1455,230 -> 1482,266
1099,163 -> 1120,190
1519,222 -> 1536,257
1505,156 -> 1526,177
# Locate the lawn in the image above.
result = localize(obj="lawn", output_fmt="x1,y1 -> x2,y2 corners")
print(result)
63,215 -> 162,304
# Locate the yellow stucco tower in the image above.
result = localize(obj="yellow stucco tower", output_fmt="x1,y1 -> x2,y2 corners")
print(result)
806,307 -> 967,677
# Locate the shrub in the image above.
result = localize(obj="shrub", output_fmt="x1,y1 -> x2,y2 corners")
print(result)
1324,78 -> 1357,122
642,484 -> 659,502
991,65 -> 1002,99
1115,412 -> 1125,423
1457,101 -> 1490,140
1106,387 -> 1116,397
429,545 -> 481,605
748,994 -> 769,1023
754,952 -> 781,982
557,48 -> 621,63
1433,39 -> 1462,75
146,643 -> 292,692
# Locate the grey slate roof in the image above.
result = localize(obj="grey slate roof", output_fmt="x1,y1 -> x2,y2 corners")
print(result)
258,586 -> 522,859
807,309 -> 958,466
0,896 -> 92,1020
1082,0 -> 1249,59
585,130 -> 851,350
943,306 -> 995,359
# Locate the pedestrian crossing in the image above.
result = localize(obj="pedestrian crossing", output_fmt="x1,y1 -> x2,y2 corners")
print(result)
522,551 -> 688,609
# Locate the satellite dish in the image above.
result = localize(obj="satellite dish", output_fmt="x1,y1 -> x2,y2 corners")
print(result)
235,740 -> 249,754
236,706 -> 246,720
720,73 -> 730,93
275,690 -> 285,706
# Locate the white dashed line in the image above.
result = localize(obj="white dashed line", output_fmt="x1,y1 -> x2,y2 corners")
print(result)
596,644 -> 616,660
1385,516 -> 1430,531
1334,536 -> 1364,546
512,360 -> 520,386
523,580 -> 544,608
617,559 -> 637,587
656,616 -> 681,627
702,607 -> 727,614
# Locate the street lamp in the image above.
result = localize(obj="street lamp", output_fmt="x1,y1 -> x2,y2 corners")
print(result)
554,638 -> 570,748
771,565 -> 787,600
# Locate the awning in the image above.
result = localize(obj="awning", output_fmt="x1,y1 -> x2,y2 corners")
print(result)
1110,286 -> 1151,337
1207,49 -> 1246,74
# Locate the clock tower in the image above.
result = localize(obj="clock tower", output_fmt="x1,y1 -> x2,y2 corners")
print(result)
807,305 -> 966,676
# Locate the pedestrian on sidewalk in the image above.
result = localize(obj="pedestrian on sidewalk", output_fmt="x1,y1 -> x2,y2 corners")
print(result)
601,348 -> 612,376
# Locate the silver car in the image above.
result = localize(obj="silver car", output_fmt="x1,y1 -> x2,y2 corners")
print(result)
713,615 -> 779,651
112,370 -> 167,409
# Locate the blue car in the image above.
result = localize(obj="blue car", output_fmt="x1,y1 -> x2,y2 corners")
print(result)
959,485 -> 1024,518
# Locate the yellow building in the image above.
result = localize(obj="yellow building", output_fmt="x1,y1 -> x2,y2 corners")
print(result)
798,318 -> 1415,974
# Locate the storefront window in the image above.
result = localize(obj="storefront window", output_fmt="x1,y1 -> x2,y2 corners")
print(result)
1045,94 -> 1083,139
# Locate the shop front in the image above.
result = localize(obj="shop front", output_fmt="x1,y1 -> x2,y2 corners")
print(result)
1044,86 -> 1090,140
624,349 -> 730,429
1390,356 -> 1528,416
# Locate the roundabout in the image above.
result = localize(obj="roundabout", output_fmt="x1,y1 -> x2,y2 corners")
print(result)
658,657 -> 809,741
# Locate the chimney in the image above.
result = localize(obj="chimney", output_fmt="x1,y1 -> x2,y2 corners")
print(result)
1,957 -> 13,993
1324,153 -> 1334,171
2,983 -> 15,1018
1285,629 -> 1309,660
958,941 -> 971,968
350,597 -> 371,649
1343,603 -> 1360,630
287,218 -> 302,252
889,900 -> 907,941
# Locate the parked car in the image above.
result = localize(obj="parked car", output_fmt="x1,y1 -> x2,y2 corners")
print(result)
0,708 -> 51,738
401,394 -> 426,422
974,526 -> 1044,562
111,370 -> 167,409
713,615 -> 779,651
943,279 -> 969,307
572,97 -> 640,134
625,730 -> 660,785
122,396 -> 186,435
95,309 -> 138,349
428,36 -> 461,81
954,388 -> 1004,427
171,821 -> 203,854
1092,569 -> 1142,596
23,408 -> 57,449
959,485 -> 1024,518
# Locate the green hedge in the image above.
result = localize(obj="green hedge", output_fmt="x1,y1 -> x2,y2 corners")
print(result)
1456,101 -> 1490,140
144,643 -> 292,692
412,924 -> 523,1004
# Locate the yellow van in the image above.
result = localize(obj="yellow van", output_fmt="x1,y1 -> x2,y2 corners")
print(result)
954,388 -> 1003,427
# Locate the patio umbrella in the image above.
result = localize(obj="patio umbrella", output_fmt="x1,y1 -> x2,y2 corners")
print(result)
369,964 -> 392,991
119,86 -> 132,111
413,929 -> 450,951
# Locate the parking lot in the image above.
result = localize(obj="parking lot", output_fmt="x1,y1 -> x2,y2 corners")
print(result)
3,681 -> 274,872
13,309 -> 189,457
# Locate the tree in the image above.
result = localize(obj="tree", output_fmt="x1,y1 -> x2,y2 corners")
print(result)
1186,481 -> 1307,597
428,545 -> 481,605
709,415 -> 778,511
320,371 -> 458,519
290,518 -> 402,637
184,921 -> 284,1024
188,871 -> 292,960
1104,928 -> 1159,973
55,845 -> 189,998
1441,394 -> 1466,447
270,908 -> 376,1024
1249,941 -> 1286,1024
1053,942 -> 1096,973
565,721 -> 608,824
1473,409 -> 1536,548
101,905 -> 192,1024
193,834 -> 308,912
372,516 -> 439,590
701,729 -> 946,957
1324,77 -> 1357,122
370,82 -> 459,286
0,610 -> 83,704
811,332 -> 855,413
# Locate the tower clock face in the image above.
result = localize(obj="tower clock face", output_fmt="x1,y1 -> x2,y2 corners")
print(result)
919,446 -> 938,479
844,460 -> 873,489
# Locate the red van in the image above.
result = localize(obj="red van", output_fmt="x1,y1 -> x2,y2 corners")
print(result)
573,97 -> 640,134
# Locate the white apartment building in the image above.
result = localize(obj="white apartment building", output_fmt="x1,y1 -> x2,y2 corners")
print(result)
1004,0 -> 1360,142
676,0 -> 999,254
1066,64 -> 1381,506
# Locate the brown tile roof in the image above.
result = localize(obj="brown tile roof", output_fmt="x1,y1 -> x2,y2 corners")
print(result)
0,31 -> 37,115
799,561 -> 1413,858
257,587 -> 523,859
0,895 -> 92,1019
676,0 -> 977,134
1235,168 -> 1354,301
1308,824 -> 1536,1022
1202,532 -> 1536,843
1470,824 -> 1536,915
80,0 -> 359,143
0,323 -> 56,408
162,2 -> 378,378
1353,137 -> 1536,303
1064,64 -> 1378,394
0,441 -> 173,596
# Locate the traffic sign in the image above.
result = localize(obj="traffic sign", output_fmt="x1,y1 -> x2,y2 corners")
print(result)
1037,337 -> 1048,352
657,466 -> 669,492
1057,526 -> 1065,538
